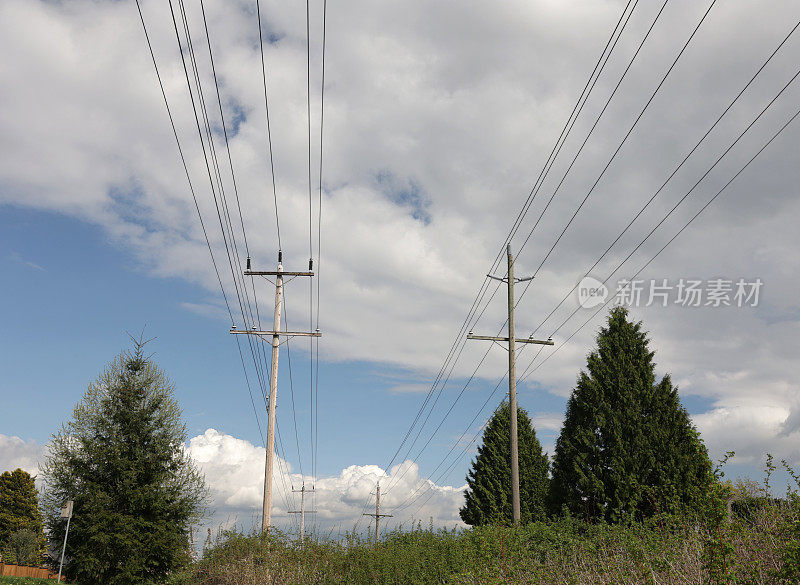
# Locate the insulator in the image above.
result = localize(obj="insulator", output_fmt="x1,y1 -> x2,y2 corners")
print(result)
278,250 -> 283,263
309,258 -> 313,270
246,257 -> 251,270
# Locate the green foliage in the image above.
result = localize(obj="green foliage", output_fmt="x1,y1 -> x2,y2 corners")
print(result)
0,578 -> 57,584
0,469 -> 45,565
549,307 -> 713,523
40,341 -> 208,585
777,459 -> 800,581
6,530 -> 41,567
459,402 -> 549,525
174,499 -> 797,585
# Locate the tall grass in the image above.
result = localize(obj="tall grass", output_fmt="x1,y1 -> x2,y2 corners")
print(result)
172,462 -> 800,584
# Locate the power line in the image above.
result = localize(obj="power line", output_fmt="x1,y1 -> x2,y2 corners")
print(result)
379,0 -> 641,482
520,100 -> 800,384
528,16 -> 800,339
363,0 -> 645,524
255,0 -> 282,251
312,0 -> 328,533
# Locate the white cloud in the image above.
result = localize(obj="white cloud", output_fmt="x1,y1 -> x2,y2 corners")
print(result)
0,434 -> 44,478
187,429 -> 465,534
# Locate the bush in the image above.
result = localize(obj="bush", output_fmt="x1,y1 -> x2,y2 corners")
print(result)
7,529 -> 41,567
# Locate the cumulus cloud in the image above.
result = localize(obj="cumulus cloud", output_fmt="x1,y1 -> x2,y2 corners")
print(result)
187,429 -> 465,534
0,434 -> 44,478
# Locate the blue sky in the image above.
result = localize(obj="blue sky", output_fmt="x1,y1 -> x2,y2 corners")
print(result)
2,0 -> 800,534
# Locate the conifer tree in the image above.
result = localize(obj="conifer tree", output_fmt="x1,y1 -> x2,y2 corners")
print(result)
0,468 -> 46,563
549,307 -> 712,522
41,341 -> 207,585
460,402 -> 549,525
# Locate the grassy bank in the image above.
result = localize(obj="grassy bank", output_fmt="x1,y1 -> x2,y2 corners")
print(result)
0,577 -> 57,584
172,498 -> 799,585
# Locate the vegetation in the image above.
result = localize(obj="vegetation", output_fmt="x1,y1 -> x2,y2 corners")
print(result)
0,578 -> 56,585
173,476 -> 800,584
40,341 -> 208,585
0,469 -> 45,566
460,402 -> 549,525
550,306 -> 713,522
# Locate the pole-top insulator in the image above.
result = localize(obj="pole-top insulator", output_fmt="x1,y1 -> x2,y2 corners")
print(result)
309,258 -> 313,270
232,325 -> 237,330
278,250 -> 283,263
246,257 -> 251,270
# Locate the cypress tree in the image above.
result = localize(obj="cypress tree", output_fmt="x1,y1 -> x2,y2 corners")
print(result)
549,307 -> 712,522
460,402 -> 549,525
41,341 -> 207,585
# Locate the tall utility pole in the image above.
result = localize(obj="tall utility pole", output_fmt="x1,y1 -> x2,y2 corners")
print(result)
467,244 -> 553,525
288,484 -> 316,540
231,252 -> 321,532
362,482 -> 392,543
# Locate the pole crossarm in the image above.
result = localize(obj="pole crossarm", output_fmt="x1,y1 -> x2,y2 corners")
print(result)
230,329 -> 322,338
487,274 -> 534,283
467,334 -> 553,345
362,513 -> 393,519
245,270 -> 315,277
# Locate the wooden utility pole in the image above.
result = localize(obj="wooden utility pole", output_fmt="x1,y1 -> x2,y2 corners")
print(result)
289,484 -> 316,540
231,253 -> 321,532
362,482 -> 392,543
467,244 -> 553,525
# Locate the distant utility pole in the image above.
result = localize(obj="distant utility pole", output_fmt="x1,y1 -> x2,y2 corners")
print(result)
288,484 -> 317,540
362,482 -> 392,543
231,252 -> 321,532
467,244 -> 553,525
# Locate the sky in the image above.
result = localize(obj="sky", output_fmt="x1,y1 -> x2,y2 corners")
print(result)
1,0 -> 799,538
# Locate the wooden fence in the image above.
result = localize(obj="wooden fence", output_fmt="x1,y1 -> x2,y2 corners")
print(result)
0,562 -> 59,579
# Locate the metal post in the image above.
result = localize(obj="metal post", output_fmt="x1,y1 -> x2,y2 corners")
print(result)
57,514 -> 71,583
263,263 -> 283,532
506,244 -> 521,526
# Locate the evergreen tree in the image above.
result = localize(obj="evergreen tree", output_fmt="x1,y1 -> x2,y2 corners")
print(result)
460,402 -> 549,525
41,342 -> 207,585
549,307 -> 712,522
0,469 -> 46,563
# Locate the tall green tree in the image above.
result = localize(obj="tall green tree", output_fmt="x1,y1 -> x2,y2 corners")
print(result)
41,342 -> 207,585
460,402 -> 549,525
0,469 -> 46,563
549,307 -> 712,523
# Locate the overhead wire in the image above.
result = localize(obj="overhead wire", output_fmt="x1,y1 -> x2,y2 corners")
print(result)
399,12 -> 799,515
380,0 -> 674,499
311,0 -> 328,534
133,0 -> 287,522
359,0 -> 642,527
526,17 -> 800,340
255,0 -> 282,252
171,0 -> 298,521
520,102 -> 800,384
518,67 -> 800,384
